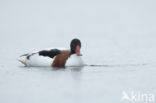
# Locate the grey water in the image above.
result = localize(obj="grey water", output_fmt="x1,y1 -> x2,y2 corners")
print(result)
0,0 -> 156,103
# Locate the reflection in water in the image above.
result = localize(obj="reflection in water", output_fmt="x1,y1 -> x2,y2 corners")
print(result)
51,66 -> 83,72
68,66 -> 83,72
19,65 -> 84,72
19,63 -> 148,73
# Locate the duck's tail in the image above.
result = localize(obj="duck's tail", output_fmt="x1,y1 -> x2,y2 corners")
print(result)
18,54 -> 30,66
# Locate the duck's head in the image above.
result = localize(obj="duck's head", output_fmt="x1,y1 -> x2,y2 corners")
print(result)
70,38 -> 82,56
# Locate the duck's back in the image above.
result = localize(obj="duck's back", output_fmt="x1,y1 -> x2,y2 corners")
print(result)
19,49 -> 62,67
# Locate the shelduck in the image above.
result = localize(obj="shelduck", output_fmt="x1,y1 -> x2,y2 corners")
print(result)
18,38 -> 84,67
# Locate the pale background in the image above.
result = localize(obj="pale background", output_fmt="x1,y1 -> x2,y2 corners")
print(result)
0,0 -> 156,103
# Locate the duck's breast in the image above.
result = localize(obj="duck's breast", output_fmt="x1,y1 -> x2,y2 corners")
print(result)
65,54 -> 84,67
52,50 -> 70,67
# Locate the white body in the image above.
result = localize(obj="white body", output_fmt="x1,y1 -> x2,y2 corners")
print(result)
18,50 -> 84,67
65,54 -> 84,67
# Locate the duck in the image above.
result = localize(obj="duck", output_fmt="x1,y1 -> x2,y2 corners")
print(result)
18,38 -> 84,67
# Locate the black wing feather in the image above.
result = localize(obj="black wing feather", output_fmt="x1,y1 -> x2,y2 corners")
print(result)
39,49 -> 61,58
